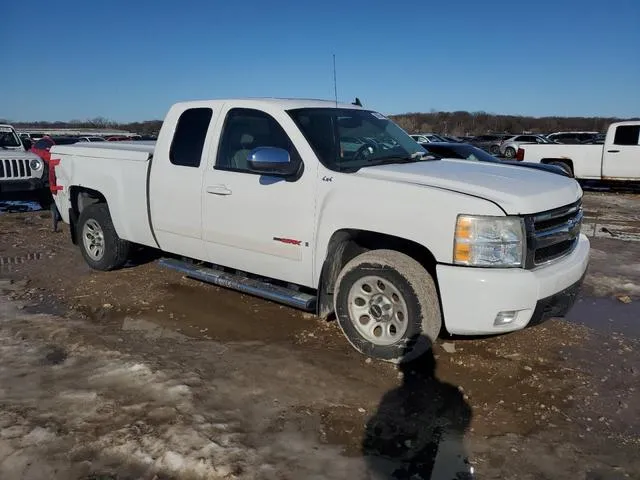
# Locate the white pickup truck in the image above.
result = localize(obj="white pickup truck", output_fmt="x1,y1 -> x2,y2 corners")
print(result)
50,98 -> 590,362
516,121 -> 640,181
0,124 -> 50,207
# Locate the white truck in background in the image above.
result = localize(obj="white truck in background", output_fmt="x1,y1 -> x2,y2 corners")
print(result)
49,98 -> 589,363
517,121 -> 640,181
0,124 -> 51,208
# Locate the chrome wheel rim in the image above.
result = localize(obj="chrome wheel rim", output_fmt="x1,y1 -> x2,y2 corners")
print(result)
347,275 -> 409,346
82,219 -> 105,261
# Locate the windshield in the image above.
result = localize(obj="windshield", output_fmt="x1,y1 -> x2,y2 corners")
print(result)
287,108 -> 428,171
0,127 -> 22,148
423,144 -> 500,163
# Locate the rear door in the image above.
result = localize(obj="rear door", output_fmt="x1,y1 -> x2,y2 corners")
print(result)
602,125 -> 640,180
149,106 -> 216,260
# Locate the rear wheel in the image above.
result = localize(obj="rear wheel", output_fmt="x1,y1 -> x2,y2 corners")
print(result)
504,147 -> 516,158
548,161 -> 573,177
334,250 -> 441,363
77,204 -> 131,271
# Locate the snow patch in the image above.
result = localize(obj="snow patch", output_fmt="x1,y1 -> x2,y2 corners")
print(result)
22,427 -> 56,446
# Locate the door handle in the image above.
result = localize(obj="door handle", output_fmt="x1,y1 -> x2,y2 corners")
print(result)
206,185 -> 232,195
607,150 -> 620,153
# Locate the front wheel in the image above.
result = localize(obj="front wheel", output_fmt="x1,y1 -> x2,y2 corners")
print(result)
77,204 -> 131,271
334,250 -> 441,363
490,145 -> 500,155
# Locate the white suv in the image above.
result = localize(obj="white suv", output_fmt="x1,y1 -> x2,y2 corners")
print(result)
0,124 -> 50,208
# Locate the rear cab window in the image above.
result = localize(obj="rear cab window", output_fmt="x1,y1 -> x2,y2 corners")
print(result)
613,126 -> 640,146
169,108 -> 213,167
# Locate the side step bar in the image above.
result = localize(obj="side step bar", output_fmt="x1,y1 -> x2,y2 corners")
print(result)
158,258 -> 317,311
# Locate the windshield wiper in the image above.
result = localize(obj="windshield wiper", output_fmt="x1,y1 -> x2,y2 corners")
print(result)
367,151 -> 437,166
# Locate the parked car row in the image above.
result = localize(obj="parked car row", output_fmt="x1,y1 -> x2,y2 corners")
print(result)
410,130 -> 609,159
19,133 -> 156,150
1,125 -> 156,210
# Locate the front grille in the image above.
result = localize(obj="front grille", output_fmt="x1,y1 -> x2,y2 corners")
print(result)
0,159 -> 32,179
524,200 -> 583,268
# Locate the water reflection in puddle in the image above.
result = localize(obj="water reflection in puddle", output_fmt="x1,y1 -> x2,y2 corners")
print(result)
565,296 -> 640,338
0,201 -> 41,214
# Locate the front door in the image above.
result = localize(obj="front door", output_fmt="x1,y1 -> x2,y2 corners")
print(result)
602,124 -> 640,180
201,107 -> 316,287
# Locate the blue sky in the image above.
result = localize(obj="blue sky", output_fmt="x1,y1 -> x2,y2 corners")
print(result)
4,0 -> 640,122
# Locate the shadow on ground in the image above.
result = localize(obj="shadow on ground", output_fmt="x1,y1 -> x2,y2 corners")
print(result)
363,336 -> 474,479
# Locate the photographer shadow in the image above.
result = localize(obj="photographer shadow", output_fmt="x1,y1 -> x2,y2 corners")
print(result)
363,336 -> 474,479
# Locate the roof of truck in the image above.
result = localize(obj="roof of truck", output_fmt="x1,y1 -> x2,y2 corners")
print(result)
172,97 -> 367,111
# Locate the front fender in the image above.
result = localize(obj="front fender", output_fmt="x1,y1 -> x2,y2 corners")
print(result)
312,177 -> 504,286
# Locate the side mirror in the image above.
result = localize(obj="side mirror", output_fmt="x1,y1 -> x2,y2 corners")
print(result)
22,139 -> 33,150
248,147 -> 298,176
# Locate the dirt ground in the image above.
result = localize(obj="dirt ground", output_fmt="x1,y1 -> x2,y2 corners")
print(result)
0,191 -> 639,479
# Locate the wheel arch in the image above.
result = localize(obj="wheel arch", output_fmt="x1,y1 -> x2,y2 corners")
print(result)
316,229 -> 439,319
68,186 -> 108,245
540,158 -> 574,174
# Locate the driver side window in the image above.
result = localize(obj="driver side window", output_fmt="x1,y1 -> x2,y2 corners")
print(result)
216,108 -> 301,173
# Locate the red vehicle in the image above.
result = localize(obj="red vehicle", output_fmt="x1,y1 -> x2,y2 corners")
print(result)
30,136 -> 79,163
106,136 -> 131,142
29,136 -> 78,229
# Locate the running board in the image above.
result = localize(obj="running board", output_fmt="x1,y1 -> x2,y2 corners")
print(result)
158,258 -> 316,311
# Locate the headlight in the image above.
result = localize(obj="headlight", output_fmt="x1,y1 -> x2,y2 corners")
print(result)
29,158 -> 43,170
454,215 -> 525,267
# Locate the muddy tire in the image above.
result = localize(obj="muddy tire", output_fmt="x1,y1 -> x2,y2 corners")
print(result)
504,147 -> 516,158
77,203 -> 130,271
334,249 -> 441,363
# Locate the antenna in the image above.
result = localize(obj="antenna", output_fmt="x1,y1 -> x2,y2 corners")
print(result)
332,54 -> 338,108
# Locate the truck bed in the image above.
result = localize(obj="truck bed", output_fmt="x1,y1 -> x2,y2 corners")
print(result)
51,141 -> 156,160
50,142 -> 157,248
520,143 -> 604,179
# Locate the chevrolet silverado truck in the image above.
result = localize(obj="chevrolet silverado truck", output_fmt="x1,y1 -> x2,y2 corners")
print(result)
516,121 -> 640,181
0,124 -> 50,207
50,99 -> 590,362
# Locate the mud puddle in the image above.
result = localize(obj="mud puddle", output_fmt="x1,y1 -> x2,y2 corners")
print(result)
149,282 -> 315,342
65,281 -> 316,345
565,296 -> 640,338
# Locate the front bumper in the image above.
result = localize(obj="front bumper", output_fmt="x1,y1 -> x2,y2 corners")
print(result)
436,234 -> 590,335
0,177 -> 45,193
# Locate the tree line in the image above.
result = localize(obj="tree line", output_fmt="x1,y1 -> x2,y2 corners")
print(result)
4,111 -> 638,137
389,111 -> 639,136
2,117 -> 163,136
